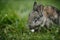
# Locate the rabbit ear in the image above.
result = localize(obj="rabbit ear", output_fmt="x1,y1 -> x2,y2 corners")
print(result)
33,1 -> 37,6
33,1 -> 37,11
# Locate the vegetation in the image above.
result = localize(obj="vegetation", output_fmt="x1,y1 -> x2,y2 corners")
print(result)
0,0 -> 60,40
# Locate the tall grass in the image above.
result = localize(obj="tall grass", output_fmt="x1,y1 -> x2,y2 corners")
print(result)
0,0 -> 60,40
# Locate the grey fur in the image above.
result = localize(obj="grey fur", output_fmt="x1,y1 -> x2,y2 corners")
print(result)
28,1 -> 60,32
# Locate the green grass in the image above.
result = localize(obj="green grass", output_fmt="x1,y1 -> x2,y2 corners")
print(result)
0,0 -> 60,40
